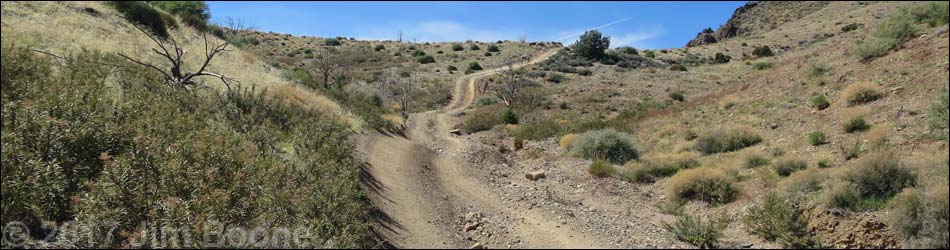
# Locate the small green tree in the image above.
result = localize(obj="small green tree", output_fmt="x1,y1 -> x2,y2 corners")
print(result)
572,30 -> 610,60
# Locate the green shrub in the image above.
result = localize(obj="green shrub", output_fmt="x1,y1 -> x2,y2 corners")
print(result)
325,38 -> 342,46
487,44 -> 500,52
712,52 -> 731,64
889,186 -> 949,249
447,65 -> 458,72
572,30 -> 610,60
589,160 -> 616,178
752,61 -> 774,70
151,1 -> 210,30
644,50 -> 656,58
475,96 -> 498,107
0,45 -> 374,248
817,159 -> 832,168
468,61 -> 483,71
752,46 -> 774,57
843,116 -> 870,133
470,44 -> 481,50
374,44 -> 386,51
907,1 -> 949,27
624,154 -> 700,183
744,193 -> 821,248
668,168 -> 739,204
930,88 -> 949,134
774,158 -> 808,177
617,46 -> 638,55
570,129 -> 640,164
811,95 -> 830,111
746,155 -> 770,168
546,73 -> 567,83
830,151 -> 917,210
577,68 -> 593,76
411,49 -> 427,57
108,1 -> 172,38
670,91 -> 685,102
841,23 -> 861,32
840,140 -> 864,161
808,131 -> 828,146
461,105 -> 505,134
854,6 -> 920,60
842,82 -> 884,106
499,108 -> 519,125
669,64 -> 688,72
416,55 -> 436,64
452,43 -> 465,51
664,213 -> 730,249
694,128 -> 763,155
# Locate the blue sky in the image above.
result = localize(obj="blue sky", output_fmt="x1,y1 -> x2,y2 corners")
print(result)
207,1 -> 747,49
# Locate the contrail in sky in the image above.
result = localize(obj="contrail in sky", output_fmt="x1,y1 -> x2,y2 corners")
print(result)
556,17 -> 633,43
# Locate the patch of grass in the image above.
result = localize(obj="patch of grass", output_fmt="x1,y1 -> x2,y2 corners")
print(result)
663,213 -> 731,249
840,139 -> 864,161
718,95 -> 740,110
752,46 -> 774,57
669,64 -> 688,72
907,1 -> 949,27
452,43 -> 465,51
752,61 -> 774,70
841,107 -> 872,133
570,129 -> 640,164
546,73 -> 567,83
889,185 -> 949,249
589,160 -> 616,178
852,2 -> 945,60
746,154 -> 771,169
774,157 -> 808,177
744,193 -> 821,248
841,23 -> 862,32
624,153 -> 700,183
808,131 -> 828,146
107,1 -> 173,38
559,134 -> 578,151
694,128 -> 763,155
416,55 -> 436,64
668,168 -> 739,204
476,96 -> 499,107
930,88 -> 949,136
811,95 -> 830,111
842,82 -> 884,106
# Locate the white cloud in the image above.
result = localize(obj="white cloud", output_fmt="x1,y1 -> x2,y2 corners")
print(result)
611,31 -> 661,49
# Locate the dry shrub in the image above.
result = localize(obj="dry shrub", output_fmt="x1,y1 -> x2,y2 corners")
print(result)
719,94 -> 741,110
667,167 -> 739,204
867,124 -> 891,149
624,152 -> 701,183
559,133 -> 577,151
841,82 -> 884,106
271,83 -> 342,115
694,127 -> 763,155
840,107 -> 871,133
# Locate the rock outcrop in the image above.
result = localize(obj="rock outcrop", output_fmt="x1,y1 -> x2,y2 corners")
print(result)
687,1 -> 832,47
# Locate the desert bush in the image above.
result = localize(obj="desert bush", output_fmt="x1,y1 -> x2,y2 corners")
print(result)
325,38 -> 342,46
1,45 -> 374,248
570,129 -> 640,164
546,73 -> 567,83
487,44 -> 500,52
774,157 -> 808,177
930,88 -> 949,135
841,23 -> 861,32
461,105 -> 506,134
617,46 -> 638,55
499,108 -> 519,125
624,153 -> 700,183
854,6 -> 919,60
744,193 -> 821,248
374,44 -> 386,51
842,82 -> 883,106
829,151 -> 917,210
577,68 -> 593,76
468,61 -> 483,71
643,50 -> 656,58
669,91 -> 686,102
447,65 -> 458,72
868,125 -> 892,149
416,55 -> 436,64
840,139 -> 864,161
841,107 -> 871,133
667,168 -> 739,204
752,46 -> 774,57
151,1 -> 210,30
746,154 -> 770,168
811,95 -> 830,111
805,62 -> 831,79
411,49 -> 427,57
889,185 -> 949,249
572,30 -> 610,60
559,134 -> 578,151
782,168 -> 829,203
669,64 -> 688,72
452,43 -> 465,51
808,131 -> 828,146
589,160 -> 616,178
476,96 -> 499,107
752,61 -> 774,70
108,1 -> 172,38
718,94 -> 740,110
694,128 -> 763,155
663,213 -> 730,249
470,44 -> 481,50
513,118 -> 563,141
908,1 -> 949,27
712,52 -> 731,64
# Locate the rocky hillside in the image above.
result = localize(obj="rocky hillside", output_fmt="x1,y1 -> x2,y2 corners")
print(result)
687,1 -> 833,47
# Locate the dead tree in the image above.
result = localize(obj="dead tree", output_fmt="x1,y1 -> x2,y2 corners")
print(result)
492,59 -> 523,107
118,25 -> 236,93
314,48 -> 340,89
396,73 -> 415,114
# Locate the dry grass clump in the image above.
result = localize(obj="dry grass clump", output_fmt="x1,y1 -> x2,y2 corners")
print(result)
667,167 -> 739,204
840,107 -> 872,133
773,157 -> 808,177
694,127 -> 763,155
559,133 -> 578,151
825,151 -> 917,210
718,94 -> 741,110
623,152 -> 701,183
841,82 -> 884,106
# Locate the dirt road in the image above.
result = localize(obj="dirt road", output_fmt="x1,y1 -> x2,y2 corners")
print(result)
358,50 -> 616,249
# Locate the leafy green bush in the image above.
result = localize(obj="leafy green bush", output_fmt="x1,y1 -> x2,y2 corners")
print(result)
907,1 -> 949,27
470,44 -> 481,51
411,49 -> 427,57
447,65 -> 458,72
744,193 -> 821,248
416,55 -> 436,64
487,44 -> 500,52
0,45 -> 374,248
853,5 -> 922,60
572,30 -> 610,60
753,46 -> 774,57
108,1 -> 173,38
694,128 -> 763,155
644,50 -> 656,58
152,1 -> 210,30
843,115 -> 871,133
811,95 -> 830,111
452,43 -> 465,51
774,158 -> 808,177
325,38 -> 342,46
499,108 -> 519,125
374,44 -> 386,51
589,160 -> 616,178
570,129 -> 640,164
664,213 -> 730,249
617,46 -> 638,55
468,61 -> 483,71
808,131 -> 828,146
829,151 -> 917,210
712,52 -> 731,64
